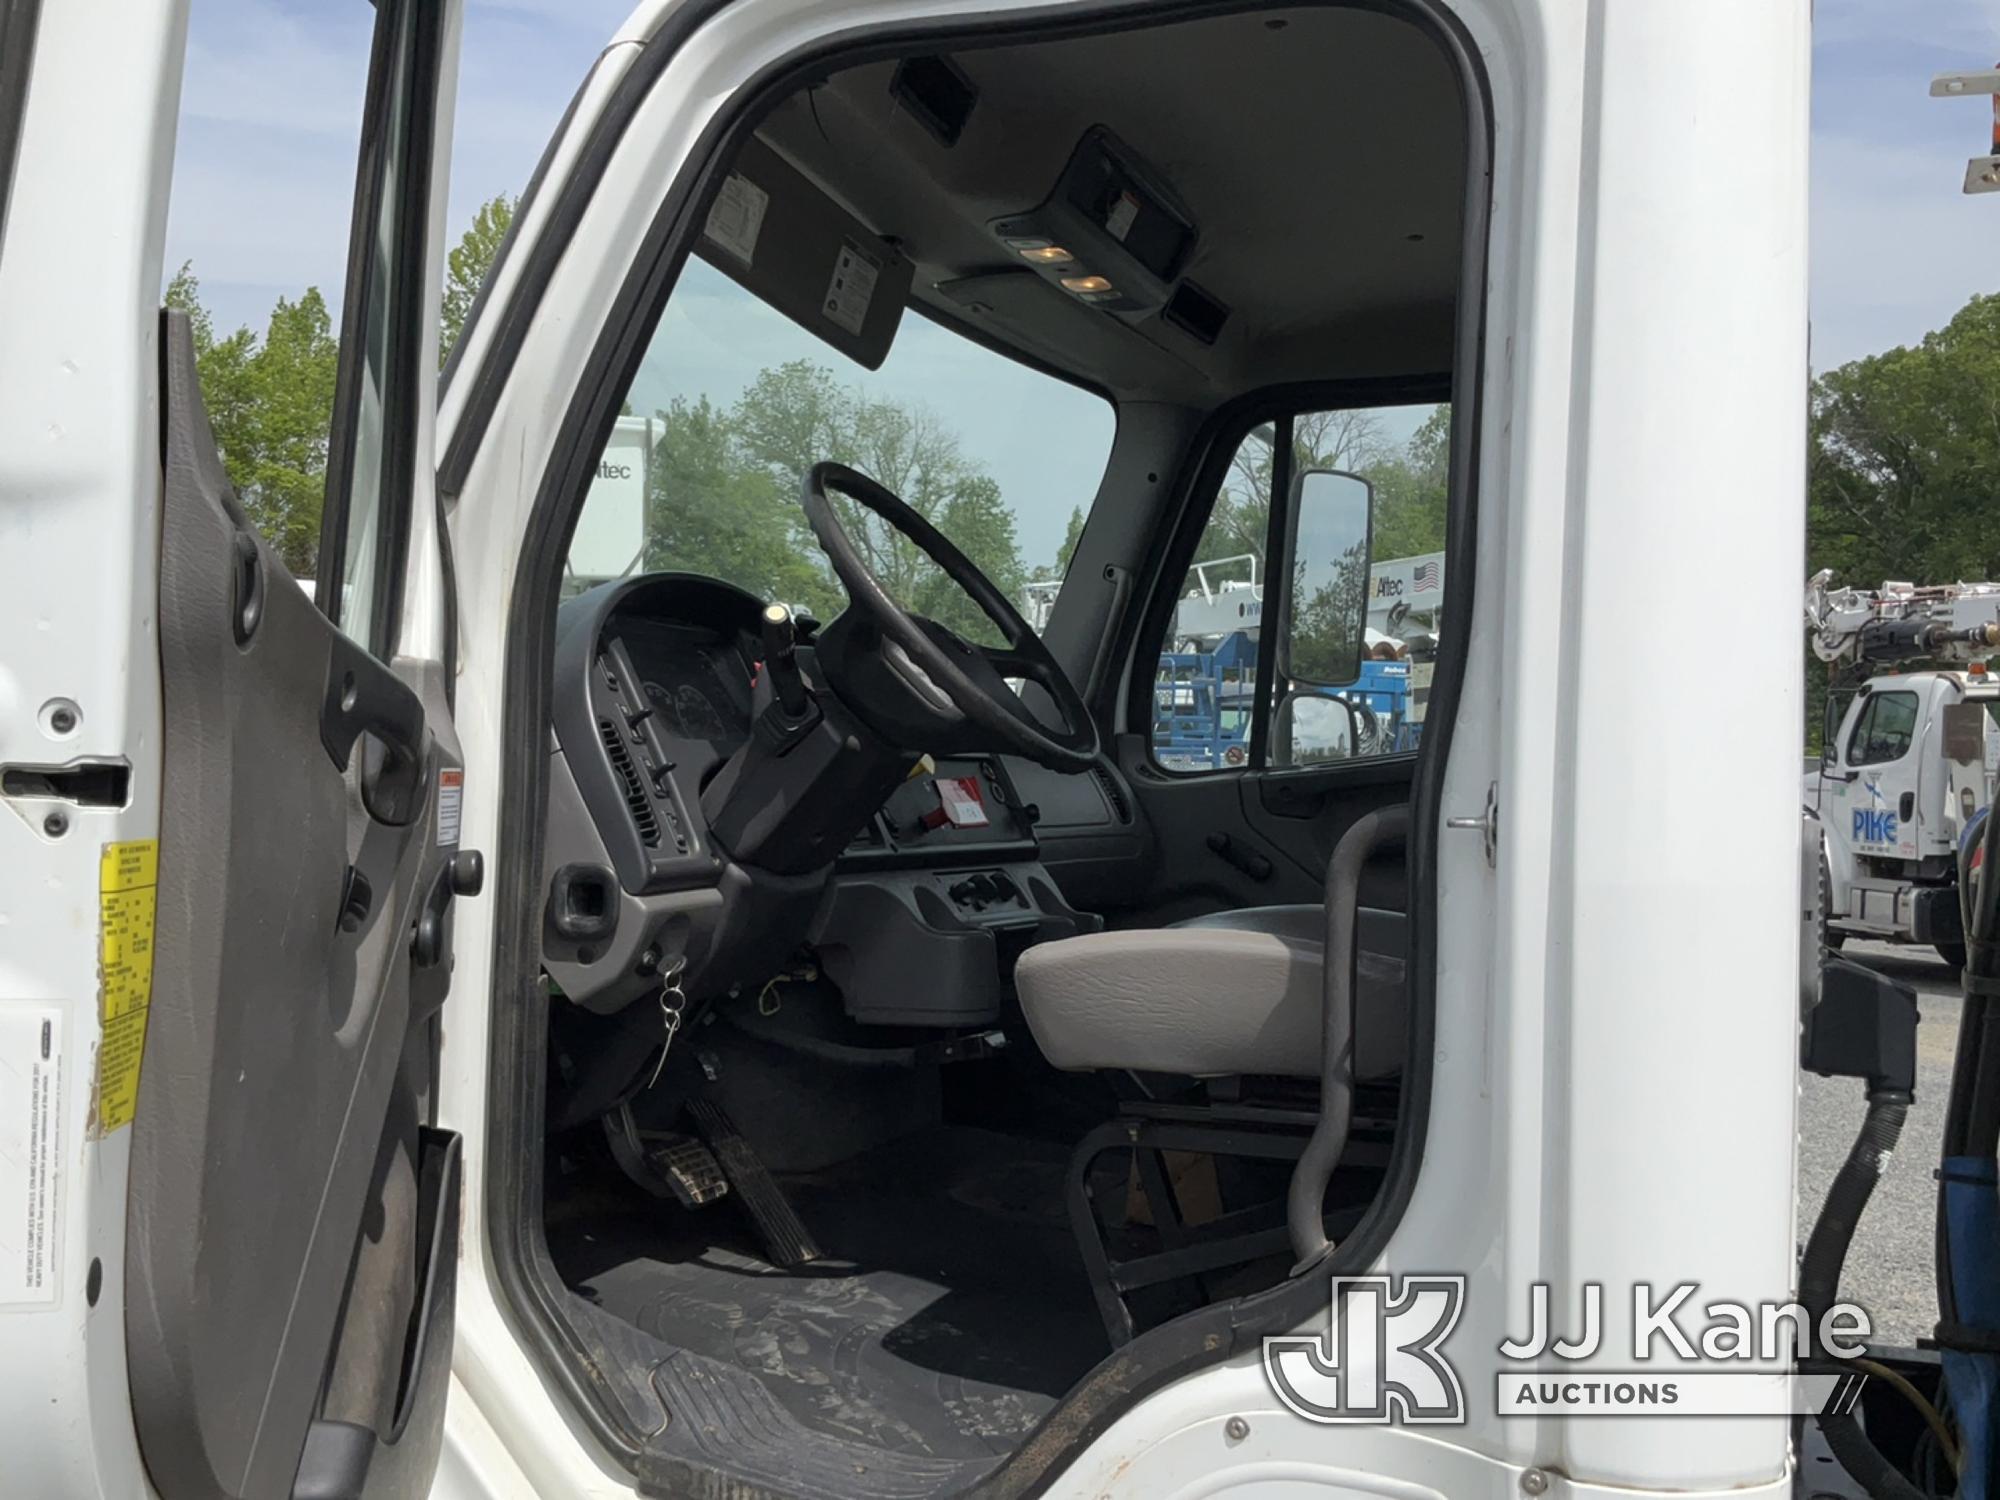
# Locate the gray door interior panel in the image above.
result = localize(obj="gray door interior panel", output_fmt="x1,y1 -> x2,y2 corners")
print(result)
1109,732 -> 1410,924
128,313 -> 457,1500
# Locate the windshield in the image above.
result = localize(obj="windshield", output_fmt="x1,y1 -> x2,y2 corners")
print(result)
571,257 -> 1115,644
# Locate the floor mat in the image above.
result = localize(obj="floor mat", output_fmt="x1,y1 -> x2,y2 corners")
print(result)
548,1124 -> 1109,1462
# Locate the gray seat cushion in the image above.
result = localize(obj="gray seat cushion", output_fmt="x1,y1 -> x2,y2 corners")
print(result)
1014,904 -> 1407,1081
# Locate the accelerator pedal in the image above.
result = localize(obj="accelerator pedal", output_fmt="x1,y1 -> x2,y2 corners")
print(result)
687,1099 -> 822,1268
605,1104 -> 729,1209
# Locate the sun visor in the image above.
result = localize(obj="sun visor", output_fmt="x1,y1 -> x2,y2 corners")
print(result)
695,135 -> 913,370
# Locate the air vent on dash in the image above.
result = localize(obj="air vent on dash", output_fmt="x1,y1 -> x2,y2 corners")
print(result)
1090,765 -> 1131,823
598,717 -> 662,847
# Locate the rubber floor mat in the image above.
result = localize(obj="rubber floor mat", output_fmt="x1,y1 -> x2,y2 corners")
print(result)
548,1125 -> 1108,1461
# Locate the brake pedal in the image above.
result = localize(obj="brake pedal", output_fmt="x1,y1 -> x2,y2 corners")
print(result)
646,1132 -> 730,1208
686,1099 -> 822,1268
604,1104 -> 729,1208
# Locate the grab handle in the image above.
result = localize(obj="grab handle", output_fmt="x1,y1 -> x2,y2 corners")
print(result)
1288,803 -> 1410,1266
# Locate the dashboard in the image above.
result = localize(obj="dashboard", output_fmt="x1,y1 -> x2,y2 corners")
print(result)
616,617 -> 756,755
542,572 -> 1142,1020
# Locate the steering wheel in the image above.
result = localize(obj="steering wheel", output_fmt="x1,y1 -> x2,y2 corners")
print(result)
801,461 -> 1100,772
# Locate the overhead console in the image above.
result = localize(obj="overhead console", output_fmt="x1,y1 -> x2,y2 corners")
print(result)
990,126 -> 1198,316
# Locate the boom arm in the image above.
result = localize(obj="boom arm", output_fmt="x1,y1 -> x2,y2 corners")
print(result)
1806,569 -> 2000,669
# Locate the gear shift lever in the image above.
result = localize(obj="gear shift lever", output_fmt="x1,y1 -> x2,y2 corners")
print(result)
761,603 -> 811,719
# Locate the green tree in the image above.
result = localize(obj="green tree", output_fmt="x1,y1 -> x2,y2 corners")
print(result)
1193,408 -> 1389,576
440,194 -> 515,368
1046,505 -> 1087,580
1190,422 -> 1277,581
726,360 -> 1024,642
1809,294 -> 2000,585
1289,537 -> 1371,684
165,262 -> 258,478
1365,404 -> 1450,561
642,394 -> 835,612
1802,293 -> 2000,746
164,264 -> 338,575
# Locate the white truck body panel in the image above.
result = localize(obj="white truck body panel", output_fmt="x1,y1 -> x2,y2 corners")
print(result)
1170,550 -> 1447,646
0,0 -> 1810,1494
566,413 -> 655,584
0,5 -> 183,1496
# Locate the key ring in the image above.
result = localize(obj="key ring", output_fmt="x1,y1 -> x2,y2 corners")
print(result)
646,956 -> 688,1089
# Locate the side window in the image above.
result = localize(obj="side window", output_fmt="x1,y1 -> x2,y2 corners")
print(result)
315,0 -> 443,655
1151,403 -> 1451,773
1848,690 -> 1920,767
1153,422 -> 1273,771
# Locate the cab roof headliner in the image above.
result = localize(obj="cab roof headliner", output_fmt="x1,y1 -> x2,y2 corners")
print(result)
756,4 -> 1466,406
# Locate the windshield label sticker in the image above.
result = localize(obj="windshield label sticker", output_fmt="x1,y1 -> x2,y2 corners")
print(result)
0,1004 -> 63,1306
437,767 -> 464,848
93,839 -> 158,1138
823,241 -> 880,337
703,174 -> 769,267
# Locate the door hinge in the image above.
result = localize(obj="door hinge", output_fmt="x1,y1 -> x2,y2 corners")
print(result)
1446,782 -> 1498,867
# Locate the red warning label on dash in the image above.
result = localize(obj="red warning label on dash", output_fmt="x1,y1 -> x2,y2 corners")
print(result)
921,776 -> 990,830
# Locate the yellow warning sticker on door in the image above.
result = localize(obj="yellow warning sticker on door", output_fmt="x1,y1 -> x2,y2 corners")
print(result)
94,839 -> 158,1137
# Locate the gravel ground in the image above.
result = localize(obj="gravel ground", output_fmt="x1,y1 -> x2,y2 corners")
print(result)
1797,940 -> 1964,1349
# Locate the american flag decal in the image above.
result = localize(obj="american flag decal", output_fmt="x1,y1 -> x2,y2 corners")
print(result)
1413,560 -> 1441,593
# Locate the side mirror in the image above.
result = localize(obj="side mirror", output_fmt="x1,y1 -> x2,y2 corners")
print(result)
1822,693 -> 1843,769
1281,468 -> 1374,689
1275,690 -> 1363,764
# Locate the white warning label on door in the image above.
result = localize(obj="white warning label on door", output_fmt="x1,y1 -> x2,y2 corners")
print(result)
0,1004 -> 63,1307
823,241 -> 881,337
703,173 -> 769,267
436,767 -> 465,848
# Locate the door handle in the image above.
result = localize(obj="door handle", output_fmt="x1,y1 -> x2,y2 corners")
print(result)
320,634 -> 429,827
412,850 -> 484,969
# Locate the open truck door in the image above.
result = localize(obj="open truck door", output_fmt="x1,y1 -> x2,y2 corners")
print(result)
0,2 -> 468,1495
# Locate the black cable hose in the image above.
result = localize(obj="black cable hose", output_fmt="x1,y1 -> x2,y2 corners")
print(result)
1800,1093 -> 1927,1500
1801,1095 -> 1910,1325
1818,1409 -> 1931,1500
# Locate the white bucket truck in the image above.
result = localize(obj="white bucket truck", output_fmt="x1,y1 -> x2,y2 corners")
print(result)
1805,570 -> 2000,967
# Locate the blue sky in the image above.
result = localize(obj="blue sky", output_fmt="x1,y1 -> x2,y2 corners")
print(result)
164,0 -> 2000,565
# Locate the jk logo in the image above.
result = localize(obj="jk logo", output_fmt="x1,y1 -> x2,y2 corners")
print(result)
1263,1276 -> 1467,1424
